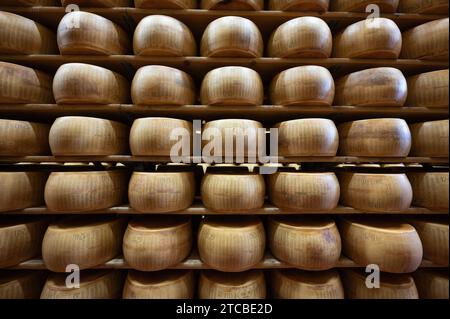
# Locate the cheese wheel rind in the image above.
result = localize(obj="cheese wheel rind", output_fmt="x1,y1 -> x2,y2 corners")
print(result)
0,119 -> 50,156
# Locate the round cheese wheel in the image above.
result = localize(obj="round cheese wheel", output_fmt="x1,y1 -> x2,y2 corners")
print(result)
49,116 -> 129,156
398,0 -> 448,13
341,269 -> 419,299
0,171 -> 47,212
269,0 -> 329,11
0,119 -> 50,156
0,62 -> 54,104
331,0 -> 399,12
61,0 -> 132,6
335,68 -> 407,107
123,270 -> 195,299
268,17 -> 332,58
44,170 -> 128,212
268,172 -> 340,211
270,66 -> 335,106
268,216 -> 341,270
338,118 -> 412,157
130,117 -> 192,156
132,66 -> 195,105
0,271 -> 46,299
41,270 -> 124,299
200,67 -> 263,105
333,18 -> 402,59
42,216 -> 127,272
128,172 -> 195,213
57,11 -> 130,55
53,63 -> 129,104
270,269 -> 344,299
413,270 -> 449,299
123,216 -> 192,271
201,173 -> 265,212
409,120 -> 449,157
134,15 -> 196,57
201,0 -> 263,10
201,17 -> 263,58
276,119 -> 338,156
199,270 -> 266,299
408,172 -> 449,210
198,216 -> 265,272
401,18 -> 449,60
339,173 -> 413,212
0,12 -> 57,54
406,70 -> 449,108
0,217 -> 49,268
338,216 -> 423,273
134,0 -> 196,8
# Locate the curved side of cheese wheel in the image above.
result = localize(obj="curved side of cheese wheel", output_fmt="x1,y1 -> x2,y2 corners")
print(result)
57,11 -> 130,55
269,0 -> 329,11
409,120 -> 449,157
0,119 -> 50,156
341,269 -> 419,299
42,216 -> 127,272
408,172 -> 449,210
0,62 -> 54,104
333,18 -> 402,59
0,171 -> 48,212
0,271 -> 47,299
268,172 -> 340,211
134,0 -> 196,8
123,270 -> 195,299
198,216 -> 266,272
338,217 -> 423,273
270,269 -> 344,299
123,216 -> 192,271
49,116 -> 129,156
200,67 -> 264,105
331,0 -> 399,12
401,18 -> 449,60
41,270 -> 124,299
201,0 -> 263,10
267,216 -> 341,270
199,270 -> 266,299
44,170 -> 128,212
268,17 -> 332,58
406,69 -> 449,108
130,117 -> 193,156
413,269 -> 449,299
61,0 -> 132,6
398,0 -> 448,13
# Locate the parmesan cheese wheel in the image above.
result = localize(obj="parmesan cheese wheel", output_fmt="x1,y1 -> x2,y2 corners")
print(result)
123,270 -> 195,299
134,15 -> 196,57
41,270 -> 124,299
268,172 -> 340,211
268,216 -> 341,270
0,217 -> 49,268
399,0 -> 448,13
1,0 -> 56,5
335,68 -> 407,107
53,63 -> 129,104
60,0 -> 131,6
338,216 -> 423,273
276,119 -> 338,156
0,62 -> 54,104
0,271 -> 46,299
406,70 -> 449,108
0,171 -> 47,212
413,270 -> 449,299
409,120 -> 449,157
0,12 -> 57,54
333,18 -> 402,59
201,173 -> 265,212
201,0 -> 263,10
339,173 -> 413,212
268,17 -> 332,58
0,119 -> 50,156
128,172 -> 195,213
341,269 -> 419,299
331,0 -> 399,12
199,270 -> 266,299
270,269 -> 344,299
338,119 -> 412,157
44,170 -> 128,212
49,116 -> 129,156
134,0 -> 196,8
407,172 -> 449,210
408,217 -> 448,266
57,11 -> 130,55
200,67 -> 263,105
130,117 -> 192,156
401,18 -> 449,60
270,66 -> 335,106
201,17 -> 263,58
269,0 -> 329,11
132,66 -> 195,105
198,216 -> 265,272
123,216 -> 192,271
42,216 -> 127,272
